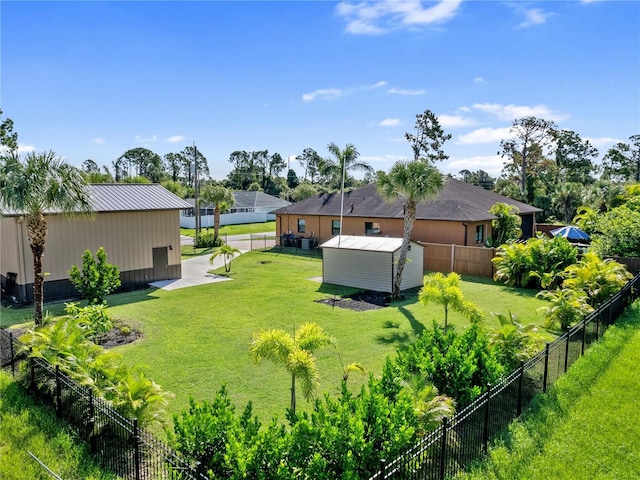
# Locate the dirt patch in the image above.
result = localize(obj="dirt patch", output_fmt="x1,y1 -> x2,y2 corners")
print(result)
315,291 -> 390,311
96,322 -> 142,349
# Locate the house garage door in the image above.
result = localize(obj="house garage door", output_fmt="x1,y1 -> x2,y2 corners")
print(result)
152,247 -> 169,281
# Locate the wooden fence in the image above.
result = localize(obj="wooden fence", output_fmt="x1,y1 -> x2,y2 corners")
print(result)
419,243 -> 496,278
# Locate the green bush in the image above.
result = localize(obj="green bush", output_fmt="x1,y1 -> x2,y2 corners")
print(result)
68,247 -> 121,304
195,232 -> 225,248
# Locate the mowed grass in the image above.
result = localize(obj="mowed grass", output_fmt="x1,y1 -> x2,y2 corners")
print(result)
458,301 -> 640,480
0,371 -> 117,480
102,250 -> 550,427
180,221 -> 275,238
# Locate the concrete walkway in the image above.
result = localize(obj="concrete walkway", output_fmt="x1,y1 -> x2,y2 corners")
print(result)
149,250 -> 246,291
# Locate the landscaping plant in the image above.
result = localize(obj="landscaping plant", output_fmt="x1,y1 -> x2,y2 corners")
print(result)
69,247 -> 121,305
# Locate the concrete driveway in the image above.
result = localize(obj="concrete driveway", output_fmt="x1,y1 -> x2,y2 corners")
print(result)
151,232 -> 274,291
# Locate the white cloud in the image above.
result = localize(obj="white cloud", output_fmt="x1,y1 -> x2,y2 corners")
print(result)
134,134 -> 158,143
379,118 -> 401,127
361,153 -> 404,164
369,80 -> 388,89
585,136 -> 621,147
471,103 -> 569,122
165,135 -> 186,143
18,144 -> 36,154
473,77 -> 485,84
438,114 -> 476,128
336,0 -> 463,35
91,137 -> 106,144
457,127 -> 512,145
302,88 -> 342,102
388,87 -> 425,96
518,8 -> 551,27
444,154 -> 505,177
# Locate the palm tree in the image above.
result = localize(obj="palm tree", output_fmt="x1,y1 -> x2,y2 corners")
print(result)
377,160 -> 444,299
249,322 -> 335,415
209,244 -> 241,273
419,272 -> 484,330
200,184 -> 235,241
322,143 -> 372,189
401,372 -> 456,436
0,151 -> 93,324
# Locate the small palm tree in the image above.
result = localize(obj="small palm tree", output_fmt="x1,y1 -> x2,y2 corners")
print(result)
401,372 -> 456,436
536,288 -> 593,330
419,272 -> 484,330
0,151 -> 93,324
322,143 -> 373,189
490,311 -> 541,369
209,244 -> 241,273
200,184 -> 235,241
249,322 -> 335,415
377,160 -> 444,299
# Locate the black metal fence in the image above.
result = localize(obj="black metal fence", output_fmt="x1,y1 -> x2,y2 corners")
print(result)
370,272 -> 640,480
0,333 -> 207,480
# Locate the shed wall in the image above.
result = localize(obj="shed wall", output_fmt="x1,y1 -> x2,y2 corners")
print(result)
397,244 -> 424,290
323,249 -> 393,293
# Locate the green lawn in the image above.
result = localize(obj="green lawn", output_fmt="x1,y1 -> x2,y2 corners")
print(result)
0,371 -> 117,480
180,220 -> 275,237
458,301 -> 640,480
1,249 -> 552,431
104,250 -> 550,427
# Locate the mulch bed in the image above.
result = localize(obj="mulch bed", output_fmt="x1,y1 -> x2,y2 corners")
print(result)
315,290 -> 390,311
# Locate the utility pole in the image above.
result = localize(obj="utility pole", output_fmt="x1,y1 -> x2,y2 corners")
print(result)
193,142 -> 201,245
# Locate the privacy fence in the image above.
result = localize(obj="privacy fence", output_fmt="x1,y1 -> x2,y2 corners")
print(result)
369,272 -> 640,480
2,273 -> 639,480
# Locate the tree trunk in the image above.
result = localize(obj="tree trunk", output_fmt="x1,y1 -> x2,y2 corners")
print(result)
27,213 -> 47,326
214,206 -> 221,241
290,374 -> 296,416
393,202 -> 416,300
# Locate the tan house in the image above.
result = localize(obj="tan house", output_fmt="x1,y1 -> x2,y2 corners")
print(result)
1,183 -> 191,304
273,178 -> 540,247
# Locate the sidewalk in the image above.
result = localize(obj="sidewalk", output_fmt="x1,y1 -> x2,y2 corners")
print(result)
149,250 -> 245,291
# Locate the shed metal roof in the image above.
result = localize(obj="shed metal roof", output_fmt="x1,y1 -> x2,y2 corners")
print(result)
320,235 -> 419,253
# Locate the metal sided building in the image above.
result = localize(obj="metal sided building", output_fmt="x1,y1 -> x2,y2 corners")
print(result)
320,235 -> 424,293
0,183 -> 191,304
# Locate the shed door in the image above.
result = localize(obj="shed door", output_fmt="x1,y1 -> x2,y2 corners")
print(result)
152,247 -> 169,281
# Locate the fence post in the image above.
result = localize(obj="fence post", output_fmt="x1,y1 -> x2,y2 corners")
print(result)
595,303 -> 601,341
608,294 -> 613,325
581,322 -> 586,356
516,362 -> 524,416
439,417 -> 448,480
133,418 -> 141,480
9,332 -> 15,377
29,355 -> 35,390
542,343 -> 550,394
564,332 -> 570,373
483,384 -> 491,454
379,458 -> 387,480
88,388 -> 96,453
55,365 -> 63,416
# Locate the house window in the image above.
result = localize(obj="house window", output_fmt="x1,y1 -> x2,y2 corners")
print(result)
298,218 -> 306,234
475,224 -> 484,243
332,220 -> 341,235
365,222 -> 381,235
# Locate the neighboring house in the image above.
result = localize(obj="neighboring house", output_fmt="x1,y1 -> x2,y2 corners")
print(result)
273,178 -> 541,246
180,191 -> 290,228
0,183 -> 191,304
320,236 -> 424,293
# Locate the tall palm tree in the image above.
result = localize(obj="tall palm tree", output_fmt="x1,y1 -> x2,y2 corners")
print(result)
0,151 -> 93,324
200,184 -> 234,241
377,160 -> 444,299
249,322 -> 335,415
322,143 -> 373,189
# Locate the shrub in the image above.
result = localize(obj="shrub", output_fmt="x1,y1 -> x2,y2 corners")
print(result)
64,302 -> 113,336
68,247 -> 121,304
536,288 -> 593,330
195,232 -> 224,248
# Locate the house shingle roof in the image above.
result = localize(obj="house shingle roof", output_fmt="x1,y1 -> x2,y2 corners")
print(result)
273,178 -> 540,221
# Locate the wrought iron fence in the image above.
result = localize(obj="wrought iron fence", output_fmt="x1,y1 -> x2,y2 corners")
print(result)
369,272 -> 640,480
0,333 -> 207,480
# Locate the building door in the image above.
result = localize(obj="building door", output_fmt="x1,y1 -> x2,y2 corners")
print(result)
152,247 -> 169,281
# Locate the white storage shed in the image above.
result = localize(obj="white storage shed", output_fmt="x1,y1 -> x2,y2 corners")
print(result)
320,235 -> 424,293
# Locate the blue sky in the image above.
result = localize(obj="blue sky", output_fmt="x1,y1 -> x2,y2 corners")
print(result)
2,0 -> 639,181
